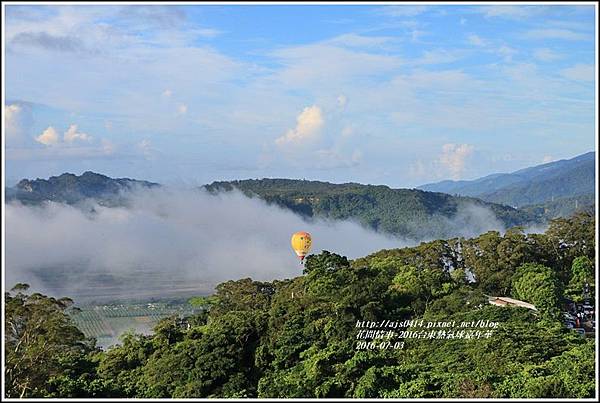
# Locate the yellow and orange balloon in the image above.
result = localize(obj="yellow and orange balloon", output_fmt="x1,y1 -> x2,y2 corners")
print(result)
291,231 -> 312,262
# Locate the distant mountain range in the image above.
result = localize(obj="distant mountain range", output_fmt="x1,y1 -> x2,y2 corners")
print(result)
418,151 -> 595,209
6,171 -> 158,206
6,172 -> 538,240
6,150 -> 595,240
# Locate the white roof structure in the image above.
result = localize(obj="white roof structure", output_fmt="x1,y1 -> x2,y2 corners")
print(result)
488,296 -> 537,311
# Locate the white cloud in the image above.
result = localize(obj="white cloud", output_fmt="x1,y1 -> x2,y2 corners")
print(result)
497,45 -> 517,62
177,103 -> 188,115
327,33 -> 393,48
560,64 -> 595,82
313,148 -> 362,169
409,159 -> 428,179
30,123 -> 114,158
137,139 -> 156,160
437,143 -> 475,179
5,104 -> 23,138
275,105 -> 324,147
533,48 -> 562,62
341,125 -> 354,138
467,34 -> 487,47
337,95 -> 348,108
64,124 -> 91,142
480,5 -> 541,19
381,6 -> 431,17
5,102 -> 36,147
162,89 -> 173,97
542,155 -> 553,163
393,69 -> 473,90
101,138 -> 115,155
35,126 -> 59,145
5,7 -> 242,125
523,28 -> 589,41
410,30 -> 428,42
271,44 -> 403,89
415,49 -> 463,65
195,28 -> 222,38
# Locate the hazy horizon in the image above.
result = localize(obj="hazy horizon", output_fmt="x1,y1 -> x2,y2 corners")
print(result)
4,148 -> 595,190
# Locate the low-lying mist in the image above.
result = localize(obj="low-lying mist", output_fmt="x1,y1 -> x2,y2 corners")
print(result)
5,186 -> 518,302
6,187 -> 405,301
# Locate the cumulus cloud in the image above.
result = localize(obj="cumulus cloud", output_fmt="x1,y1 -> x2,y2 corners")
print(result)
36,124 -> 92,146
5,102 -> 37,148
275,105 -> 324,147
21,124 -> 115,160
438,143 -> 475,179
64,124 -> 91,142
5,104 -> 24,138
36,126 -> 59,145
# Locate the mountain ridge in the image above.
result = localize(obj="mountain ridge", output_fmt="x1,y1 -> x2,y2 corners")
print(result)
7,171 -> 159,206
418,151 -> 595,208
6,172 -> 539,240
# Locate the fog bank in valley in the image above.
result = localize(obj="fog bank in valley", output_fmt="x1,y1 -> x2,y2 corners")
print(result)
5,186 -> 522,301
5,187 -> 406,300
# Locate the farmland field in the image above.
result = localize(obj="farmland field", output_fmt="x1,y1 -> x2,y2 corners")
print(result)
69,299 -> 200,349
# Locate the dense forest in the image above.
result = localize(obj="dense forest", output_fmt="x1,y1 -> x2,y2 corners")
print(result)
5,211 -> 596,398
6,171 -> 158,206
520,194 -> 595,221
205,179 -> 537,239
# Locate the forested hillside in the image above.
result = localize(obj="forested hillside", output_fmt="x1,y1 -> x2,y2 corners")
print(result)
520,194 -> 595,220
204,179 -> 537,239
5,211 -> 595,398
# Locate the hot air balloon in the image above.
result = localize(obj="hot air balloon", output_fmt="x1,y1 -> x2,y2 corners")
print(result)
291,231 -> 312,263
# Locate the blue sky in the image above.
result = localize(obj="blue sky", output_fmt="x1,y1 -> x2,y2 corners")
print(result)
3,3 -> 597,187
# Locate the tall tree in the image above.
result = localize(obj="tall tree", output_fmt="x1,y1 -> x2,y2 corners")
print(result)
5,284 -> 100,398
